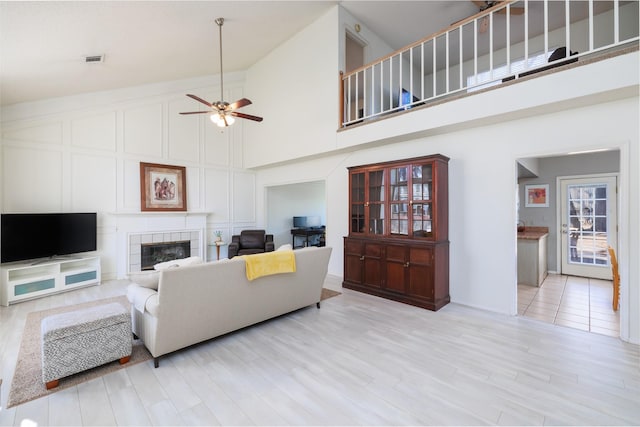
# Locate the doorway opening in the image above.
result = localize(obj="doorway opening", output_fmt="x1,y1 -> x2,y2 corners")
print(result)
345,30 -> 365,73
516,150 -> 620,337
265,180 -> 326,249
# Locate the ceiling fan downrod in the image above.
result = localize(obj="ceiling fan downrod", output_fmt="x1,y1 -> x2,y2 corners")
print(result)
215,17 -> 225,107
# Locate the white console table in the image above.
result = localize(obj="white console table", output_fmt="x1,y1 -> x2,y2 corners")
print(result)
1,256 -> 101,306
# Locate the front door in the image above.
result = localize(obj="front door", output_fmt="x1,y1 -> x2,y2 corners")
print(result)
560,175 -> 617,279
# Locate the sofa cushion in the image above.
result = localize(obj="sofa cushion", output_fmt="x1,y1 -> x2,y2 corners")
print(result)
277,244 -> 293,251
126,270 -> 160,289
154,256 -> 203,271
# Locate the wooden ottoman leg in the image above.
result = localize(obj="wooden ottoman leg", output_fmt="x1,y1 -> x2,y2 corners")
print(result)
119,355 -> 131,365
45,379 -> 59,390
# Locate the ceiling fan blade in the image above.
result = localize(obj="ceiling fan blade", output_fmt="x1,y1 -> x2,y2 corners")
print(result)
179,111 -> 211,115
500,7 -> 525,15
230,111 -> 264,122
228,98 -> 252,110
186,94 -> 213,108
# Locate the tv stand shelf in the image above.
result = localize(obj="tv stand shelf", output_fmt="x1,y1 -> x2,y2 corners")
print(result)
1,256 -> 101,306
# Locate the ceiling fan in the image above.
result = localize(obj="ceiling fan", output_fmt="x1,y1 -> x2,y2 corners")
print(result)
472,1 -> 525,16
454,1 -> 525,33
179,18 -> 263,127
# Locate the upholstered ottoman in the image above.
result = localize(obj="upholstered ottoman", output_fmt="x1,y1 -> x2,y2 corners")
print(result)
41,302 -> 132,389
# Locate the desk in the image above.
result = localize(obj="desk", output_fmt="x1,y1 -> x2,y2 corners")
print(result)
291,227 -> 325,249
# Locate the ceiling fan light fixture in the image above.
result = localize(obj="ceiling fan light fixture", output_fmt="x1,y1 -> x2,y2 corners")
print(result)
210,112 -> 234,127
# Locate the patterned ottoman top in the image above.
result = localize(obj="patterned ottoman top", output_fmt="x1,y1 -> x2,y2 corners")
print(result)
41,302 -> 129,341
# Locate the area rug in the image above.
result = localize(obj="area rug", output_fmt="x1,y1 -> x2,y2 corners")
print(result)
321,287 -> 341,300
6,295 -> 152,409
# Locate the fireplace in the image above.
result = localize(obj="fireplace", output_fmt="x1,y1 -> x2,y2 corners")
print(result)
127,229 -> 202,274
141,240 -> 191,270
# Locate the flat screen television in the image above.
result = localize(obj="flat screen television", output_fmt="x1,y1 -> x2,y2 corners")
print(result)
1,213 -> 97,263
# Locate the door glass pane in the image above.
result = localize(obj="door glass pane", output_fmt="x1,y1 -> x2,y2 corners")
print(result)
351,172 -> 365,202
390,203 -> 408,235
351,204 -> 364,233
567,183 -> 609,266
369,203 -> 384,235
369,170 -> 384,202
390,167 -> 408,201
412,164 -> 432,201
412,203 -> 432,237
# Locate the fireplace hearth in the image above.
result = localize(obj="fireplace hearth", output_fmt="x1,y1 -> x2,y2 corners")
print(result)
141,240 -> 191,270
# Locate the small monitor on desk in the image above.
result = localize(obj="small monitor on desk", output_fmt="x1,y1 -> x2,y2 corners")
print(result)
293,216 -> 322,228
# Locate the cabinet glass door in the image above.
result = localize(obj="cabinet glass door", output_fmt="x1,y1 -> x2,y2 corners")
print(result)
351,172 -> 365,233
390,166 -> 409,235
368,170 -> 385,235
411,164 -> 433,238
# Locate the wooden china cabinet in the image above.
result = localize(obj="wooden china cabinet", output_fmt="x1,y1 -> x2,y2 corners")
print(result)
343,154 -> 449,311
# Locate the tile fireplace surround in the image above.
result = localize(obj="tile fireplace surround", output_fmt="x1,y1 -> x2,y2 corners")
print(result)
113,213 -> 207,278
129,230 -> 200,272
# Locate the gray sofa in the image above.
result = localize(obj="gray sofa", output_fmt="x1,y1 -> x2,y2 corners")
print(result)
127,246 -> 332,367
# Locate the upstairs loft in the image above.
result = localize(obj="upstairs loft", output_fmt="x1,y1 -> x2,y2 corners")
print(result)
339,0 -> 639,129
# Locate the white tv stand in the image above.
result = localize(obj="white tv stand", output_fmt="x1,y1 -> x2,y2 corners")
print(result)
1,256 -> 101,306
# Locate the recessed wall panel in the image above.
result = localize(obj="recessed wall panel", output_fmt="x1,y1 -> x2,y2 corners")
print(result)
2,122 -> 63,145
204,122 -> 230,166
186,166 -> 201,211
123,104 -> 162,157
71,112 -> 116,151
205,169 -> 230,222
168,98 -> 199,162
233,171 -> 255,222
122,159 -> 143,211
71,153 -> 117,212
3,146 -> 62,211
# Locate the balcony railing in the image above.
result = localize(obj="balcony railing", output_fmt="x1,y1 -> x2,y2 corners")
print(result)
340,0 -> 639,128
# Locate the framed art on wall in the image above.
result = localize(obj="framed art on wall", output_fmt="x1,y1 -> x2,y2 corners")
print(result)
525,184 -> 549,207
140,162 -> 187,211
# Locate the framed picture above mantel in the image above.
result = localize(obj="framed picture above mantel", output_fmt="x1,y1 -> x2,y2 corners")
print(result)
140,162 -> 187,212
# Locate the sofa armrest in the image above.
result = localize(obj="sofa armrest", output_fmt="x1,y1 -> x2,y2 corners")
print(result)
228,242 -> 239,258
265,241 -> 275,252
127,284 -> 158,314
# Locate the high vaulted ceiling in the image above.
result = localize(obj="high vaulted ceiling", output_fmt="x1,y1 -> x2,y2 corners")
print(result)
0,1 -> 485,107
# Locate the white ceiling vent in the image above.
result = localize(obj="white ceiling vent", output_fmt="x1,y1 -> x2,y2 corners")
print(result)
84,54 -> 104,63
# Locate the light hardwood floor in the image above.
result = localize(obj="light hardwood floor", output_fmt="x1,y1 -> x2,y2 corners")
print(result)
1,275 -> 639,426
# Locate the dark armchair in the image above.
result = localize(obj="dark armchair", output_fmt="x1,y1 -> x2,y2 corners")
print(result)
227,230 -> 275,258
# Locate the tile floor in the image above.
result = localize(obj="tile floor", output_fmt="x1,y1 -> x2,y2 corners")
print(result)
518,274 -> 620,337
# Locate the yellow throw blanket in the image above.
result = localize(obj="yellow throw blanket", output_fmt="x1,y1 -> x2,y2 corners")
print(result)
240,250 -> 296,281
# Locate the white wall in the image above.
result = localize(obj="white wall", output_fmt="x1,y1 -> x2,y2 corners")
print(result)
1,73 -> 260,277
244,7 -> 340,168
